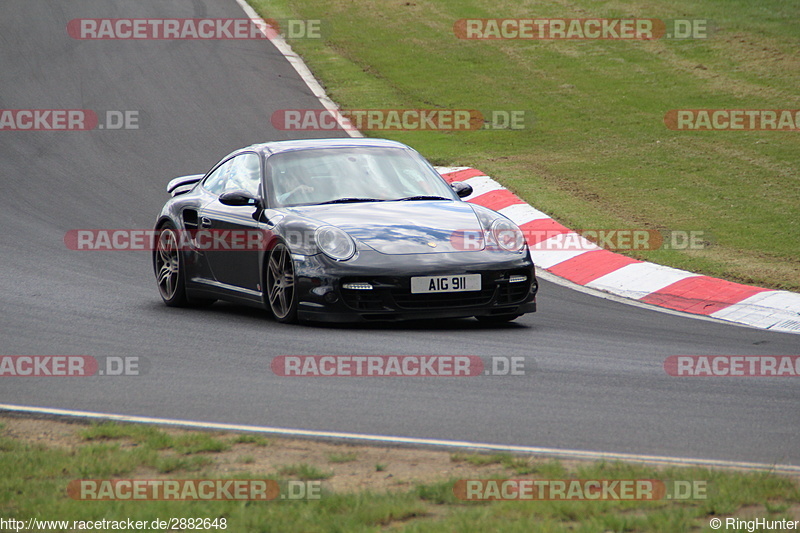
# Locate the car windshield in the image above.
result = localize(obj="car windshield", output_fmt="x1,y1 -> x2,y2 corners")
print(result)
266,147 -> 458,207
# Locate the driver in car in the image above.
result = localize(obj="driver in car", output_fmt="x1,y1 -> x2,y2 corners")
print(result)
276,169 -> 316,204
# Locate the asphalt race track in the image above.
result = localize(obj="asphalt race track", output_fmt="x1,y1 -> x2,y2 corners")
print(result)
1,0 -> 798,467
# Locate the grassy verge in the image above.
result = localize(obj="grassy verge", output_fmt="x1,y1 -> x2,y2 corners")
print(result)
1,418 -> 798,531
250,0 -> 799,291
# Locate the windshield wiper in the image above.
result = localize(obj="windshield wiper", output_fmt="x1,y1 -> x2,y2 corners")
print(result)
317,197 -> 386,205
395,195 -> 451,201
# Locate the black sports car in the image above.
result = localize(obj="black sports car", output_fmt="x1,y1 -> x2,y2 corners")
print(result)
153,138 -> 537,323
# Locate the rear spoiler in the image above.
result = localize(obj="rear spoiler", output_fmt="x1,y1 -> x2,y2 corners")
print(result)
166,174 -> 204,196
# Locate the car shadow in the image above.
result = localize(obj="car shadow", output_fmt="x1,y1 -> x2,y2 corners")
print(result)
311,317 -> 531,332
143,300 -> 531,331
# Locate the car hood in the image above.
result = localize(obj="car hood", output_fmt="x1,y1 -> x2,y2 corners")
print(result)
286,200 -> 484,254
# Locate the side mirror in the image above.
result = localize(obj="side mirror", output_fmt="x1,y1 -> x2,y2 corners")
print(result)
451,181 -> 473,198
219,190 -> 258,206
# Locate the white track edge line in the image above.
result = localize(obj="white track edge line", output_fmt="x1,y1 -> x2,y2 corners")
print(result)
2,404 -> 797,475
235,0 -> 362,138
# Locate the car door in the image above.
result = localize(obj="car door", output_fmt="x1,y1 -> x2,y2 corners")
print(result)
198,153 -> 265,292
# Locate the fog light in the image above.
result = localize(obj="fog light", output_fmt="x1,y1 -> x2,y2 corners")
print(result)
342,282 -> 373,290
324,292 -> 339,303
509,275 -> 527,283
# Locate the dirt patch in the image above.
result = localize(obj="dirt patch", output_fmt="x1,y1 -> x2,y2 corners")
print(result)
0,414 -> 549,494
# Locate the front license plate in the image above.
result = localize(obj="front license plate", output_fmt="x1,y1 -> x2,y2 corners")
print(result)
410,274 -> 481,294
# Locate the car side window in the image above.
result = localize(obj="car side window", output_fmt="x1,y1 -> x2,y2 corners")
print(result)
225,153 -> 261,196
202,158 -> 235,195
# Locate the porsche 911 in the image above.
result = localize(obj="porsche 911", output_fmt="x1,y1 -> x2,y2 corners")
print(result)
153,138 -> 537,324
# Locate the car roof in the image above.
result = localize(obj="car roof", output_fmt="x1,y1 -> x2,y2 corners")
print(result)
242,138 -> 412,157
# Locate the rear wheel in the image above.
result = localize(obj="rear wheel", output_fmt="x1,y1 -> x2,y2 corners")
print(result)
154,222 -> 215,307
475,314 -> 521,325
266,242 -> 298,323
155,223 -> 189,307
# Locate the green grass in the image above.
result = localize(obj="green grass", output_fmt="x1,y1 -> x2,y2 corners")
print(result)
1,421 -> 799,532
170,433 -> 230,454
451,452 -> 537,475
154,455 -> 214,473
278,463 -> 334,480
328,452 -> 359,464
250,0 -> 800,291
80,421 -> 229,454
233,433 -> 272,447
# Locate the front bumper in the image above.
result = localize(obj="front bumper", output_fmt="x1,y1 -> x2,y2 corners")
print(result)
292,248 -> 538,323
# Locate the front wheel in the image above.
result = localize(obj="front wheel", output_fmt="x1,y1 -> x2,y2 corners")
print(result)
266,242 -> 298,323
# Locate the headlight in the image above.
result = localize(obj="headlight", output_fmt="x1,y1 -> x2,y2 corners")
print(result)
490,218 -> 525,252
315,226 -> 356,261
